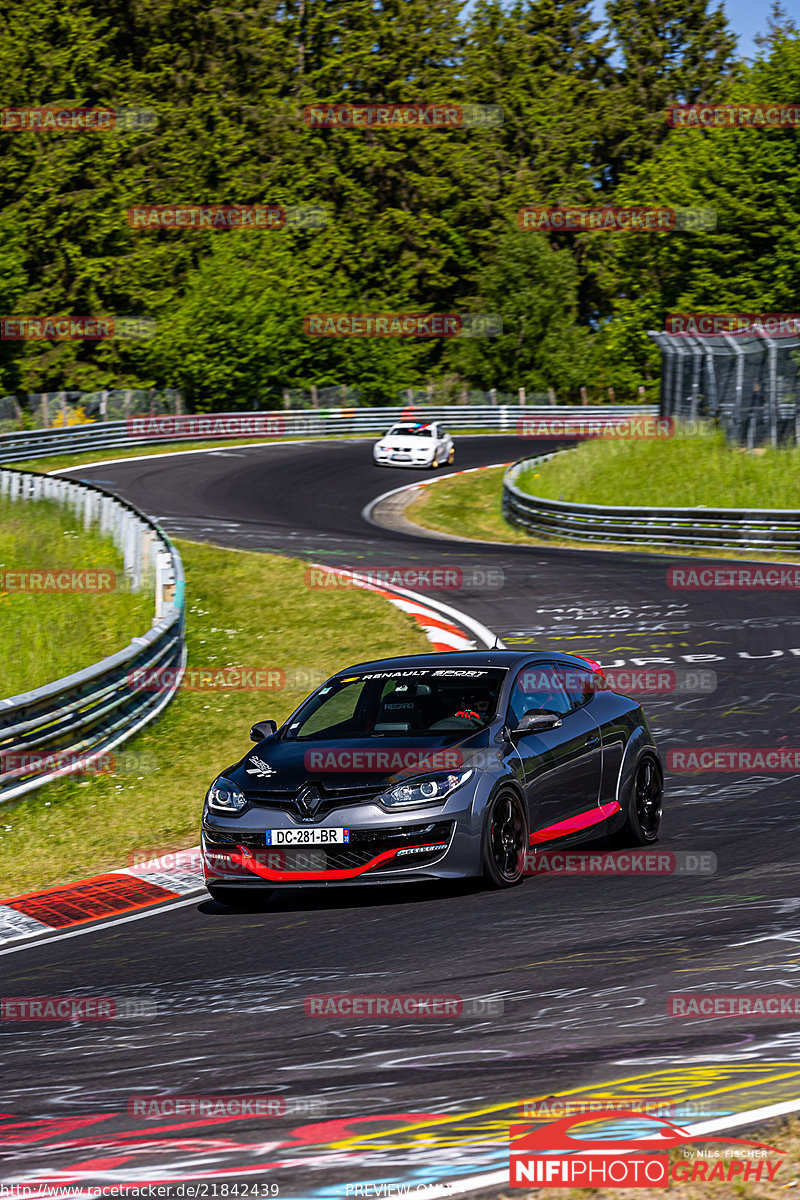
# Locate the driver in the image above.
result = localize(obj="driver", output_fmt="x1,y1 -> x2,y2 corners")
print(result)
450,690 -> 488,724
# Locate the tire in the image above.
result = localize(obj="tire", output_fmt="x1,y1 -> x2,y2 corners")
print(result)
207,885 -> 267,908
612,755 -> 663,846
482,790 -> 528,888
447,447 -> 455,464
431,455 -> 439,469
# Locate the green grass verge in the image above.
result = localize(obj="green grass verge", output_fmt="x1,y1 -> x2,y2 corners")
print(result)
0,497 -> 153,695
406,460 -> 800,563
0,540 -> 430,898
516,425 -> 800,509
408,468 -> 534,545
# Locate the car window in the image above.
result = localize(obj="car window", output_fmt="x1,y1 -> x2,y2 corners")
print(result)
553,664 -> 597,710
507,663 -> 573,727
285,668 -> 507,739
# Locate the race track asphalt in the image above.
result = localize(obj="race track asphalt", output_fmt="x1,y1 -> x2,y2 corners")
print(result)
1,435 -> 799,1195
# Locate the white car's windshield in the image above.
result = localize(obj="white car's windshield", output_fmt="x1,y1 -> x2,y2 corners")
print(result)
386,425 -> 434,438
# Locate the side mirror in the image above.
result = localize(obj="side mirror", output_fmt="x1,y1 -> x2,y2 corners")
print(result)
512,709 -> 563,737
250,719 -> 278,742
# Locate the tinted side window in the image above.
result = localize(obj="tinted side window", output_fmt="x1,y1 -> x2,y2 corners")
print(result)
554,665 -> 597,711
507,663 -> 572,727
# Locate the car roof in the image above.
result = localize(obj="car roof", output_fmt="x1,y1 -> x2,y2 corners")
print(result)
331,650 -> 595,677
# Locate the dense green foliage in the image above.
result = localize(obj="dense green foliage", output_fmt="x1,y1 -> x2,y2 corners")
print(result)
0,0 -> 793,407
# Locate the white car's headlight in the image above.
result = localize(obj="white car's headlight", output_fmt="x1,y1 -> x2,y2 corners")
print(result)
206,776 -> 247,814
379,768 -> 474,809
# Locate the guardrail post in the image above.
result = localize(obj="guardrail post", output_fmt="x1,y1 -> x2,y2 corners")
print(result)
764,333 -> 779,447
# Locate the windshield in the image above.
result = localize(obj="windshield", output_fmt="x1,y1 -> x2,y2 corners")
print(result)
386,425 -> 433,438
284,668 -> 506,740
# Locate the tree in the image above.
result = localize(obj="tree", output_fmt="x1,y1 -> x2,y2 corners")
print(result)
446,222 -> 591,395
602,0 -> 738,187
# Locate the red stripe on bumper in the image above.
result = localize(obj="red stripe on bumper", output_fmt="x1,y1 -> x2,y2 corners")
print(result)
206,842 -> 447,883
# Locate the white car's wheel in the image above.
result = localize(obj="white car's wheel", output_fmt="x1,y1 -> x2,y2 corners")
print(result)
447,446 -> 454,464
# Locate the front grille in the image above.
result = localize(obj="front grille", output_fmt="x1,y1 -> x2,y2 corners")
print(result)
244,781 -> 381,820
205,822 -> 454,872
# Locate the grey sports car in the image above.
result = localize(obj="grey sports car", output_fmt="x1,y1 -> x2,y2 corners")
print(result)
201,650 -> 664,904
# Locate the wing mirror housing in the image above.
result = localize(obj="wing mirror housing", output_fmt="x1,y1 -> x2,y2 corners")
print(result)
250,719 -> 278,742
510,709 -> 563,738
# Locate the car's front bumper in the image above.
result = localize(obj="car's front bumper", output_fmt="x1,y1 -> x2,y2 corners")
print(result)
202,788 -> 485,887
373,452 -> 434,468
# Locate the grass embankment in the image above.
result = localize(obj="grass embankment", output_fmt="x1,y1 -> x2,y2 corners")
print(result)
0,496 -> 153,696
515,426 -> 800,509
0,541 -> 429,897
408,427 -> 800,560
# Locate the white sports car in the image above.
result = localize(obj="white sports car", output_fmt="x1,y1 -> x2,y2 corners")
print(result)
372,421 -> 455,469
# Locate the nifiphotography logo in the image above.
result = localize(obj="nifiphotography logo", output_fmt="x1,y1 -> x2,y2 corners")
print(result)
508,1111 -> 784,1188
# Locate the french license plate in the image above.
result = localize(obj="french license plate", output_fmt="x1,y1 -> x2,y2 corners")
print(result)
266,828 -> 349,846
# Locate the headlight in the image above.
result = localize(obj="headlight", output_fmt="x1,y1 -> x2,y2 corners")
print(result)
379,768 -> 474,809
206,776 -> 247,815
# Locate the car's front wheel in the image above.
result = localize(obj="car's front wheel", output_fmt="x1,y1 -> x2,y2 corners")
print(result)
613,755 -> 663,846
482,790 -> 528,888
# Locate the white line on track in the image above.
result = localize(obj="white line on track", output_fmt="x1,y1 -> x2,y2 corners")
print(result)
46,434 -> 514,476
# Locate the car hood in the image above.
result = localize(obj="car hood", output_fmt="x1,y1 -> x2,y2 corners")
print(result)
378,435 -> 434,448
226,733 -> 495,793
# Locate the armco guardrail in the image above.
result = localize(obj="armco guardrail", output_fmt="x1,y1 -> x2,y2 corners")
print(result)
0,469 -> 185,802
0,405 -> 659,463
503,456 -> 800,552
